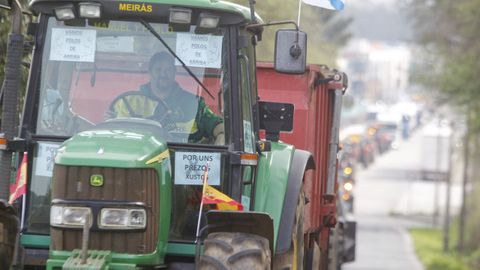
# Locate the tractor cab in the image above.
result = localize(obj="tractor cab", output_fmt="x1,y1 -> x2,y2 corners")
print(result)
15,0 -> 307,269
0,0 -> 316,270
22,0 -> 260,267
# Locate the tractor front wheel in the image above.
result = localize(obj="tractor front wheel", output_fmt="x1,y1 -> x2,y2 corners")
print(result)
199,232 -> 271,270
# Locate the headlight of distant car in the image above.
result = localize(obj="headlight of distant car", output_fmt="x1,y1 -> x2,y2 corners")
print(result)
99,208 -> 146,229
343,181 -> 354,192
343,166 -> 353,176
50,205 -> 92,228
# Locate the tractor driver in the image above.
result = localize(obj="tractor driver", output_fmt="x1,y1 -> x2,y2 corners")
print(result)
108,51 -> 225,145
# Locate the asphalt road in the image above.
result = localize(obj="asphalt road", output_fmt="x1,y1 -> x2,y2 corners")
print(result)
342,123 -> 464,270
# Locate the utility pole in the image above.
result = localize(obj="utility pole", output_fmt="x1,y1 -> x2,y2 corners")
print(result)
433,116 -> 442,227
443,122 -> 454,252
458,112 -> 470,254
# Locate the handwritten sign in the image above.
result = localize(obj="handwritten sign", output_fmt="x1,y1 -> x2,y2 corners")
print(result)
174,151 -> 221,185
35,142 -> 61,177
50,28 -> 96,62
176,33 -> 223,69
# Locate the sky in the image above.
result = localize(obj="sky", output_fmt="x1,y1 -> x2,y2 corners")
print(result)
341,0 -> 412,42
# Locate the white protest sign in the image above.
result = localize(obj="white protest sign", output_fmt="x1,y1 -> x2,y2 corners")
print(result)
50,28 -> 96,62
35,142 -> 61,177
174,151 -> 221,185
176,33 -> 223,69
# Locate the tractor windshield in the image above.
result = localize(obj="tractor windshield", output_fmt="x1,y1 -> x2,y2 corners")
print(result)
36,17 -> 229,145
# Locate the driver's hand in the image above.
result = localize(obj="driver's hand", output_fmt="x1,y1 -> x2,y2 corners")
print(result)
213,123 -> 225,145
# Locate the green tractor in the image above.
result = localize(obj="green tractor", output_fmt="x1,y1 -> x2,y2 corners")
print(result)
0,0 -> 344,269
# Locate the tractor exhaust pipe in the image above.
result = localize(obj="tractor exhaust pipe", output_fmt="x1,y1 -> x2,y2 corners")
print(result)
0,0 -> 24,201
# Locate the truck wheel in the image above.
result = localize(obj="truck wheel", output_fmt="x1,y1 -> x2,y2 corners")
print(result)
274,190 -> 305,270
199,232 -> 271,270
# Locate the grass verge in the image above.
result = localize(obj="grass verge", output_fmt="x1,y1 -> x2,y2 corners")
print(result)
409,228 -> 471,270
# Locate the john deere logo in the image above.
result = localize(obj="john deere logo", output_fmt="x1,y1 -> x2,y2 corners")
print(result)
90,175 -> 104,187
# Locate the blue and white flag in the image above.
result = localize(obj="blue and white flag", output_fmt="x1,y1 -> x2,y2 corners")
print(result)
302,0 -> 345,10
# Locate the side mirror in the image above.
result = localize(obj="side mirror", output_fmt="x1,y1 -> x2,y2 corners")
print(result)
274,29 -> 307,74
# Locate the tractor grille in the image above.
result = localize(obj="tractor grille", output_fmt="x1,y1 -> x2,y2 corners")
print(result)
50,165 -> 159,254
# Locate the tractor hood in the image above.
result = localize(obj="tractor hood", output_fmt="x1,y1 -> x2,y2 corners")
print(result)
55,119 -> 169,168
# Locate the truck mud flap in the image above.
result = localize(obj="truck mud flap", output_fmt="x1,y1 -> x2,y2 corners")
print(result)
343,220 -> 356,263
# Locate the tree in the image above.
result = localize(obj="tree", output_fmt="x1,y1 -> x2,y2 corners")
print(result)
409,0 -> 480,256
231,0 -> 351,66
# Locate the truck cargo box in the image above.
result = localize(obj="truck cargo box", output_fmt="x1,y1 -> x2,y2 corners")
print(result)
257,62 -> 346,252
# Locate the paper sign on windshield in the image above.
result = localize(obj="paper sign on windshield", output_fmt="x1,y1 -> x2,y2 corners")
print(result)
50,28 -> 96,62
176,33 -> 223,69
174,151 -> 221,185
35,142 -> 61,177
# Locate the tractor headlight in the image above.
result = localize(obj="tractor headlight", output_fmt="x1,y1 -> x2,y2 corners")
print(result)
50,205 -> 92,228
79,2 -> 101,18
198,13 -> 220,29
54,4 -> 76,20
99,208 -> 146,229
169,7 -> 192,24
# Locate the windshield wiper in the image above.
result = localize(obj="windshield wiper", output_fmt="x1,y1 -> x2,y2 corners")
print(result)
140,19 -> 214,99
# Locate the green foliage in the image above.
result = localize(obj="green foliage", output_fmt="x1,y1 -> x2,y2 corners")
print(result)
409,3 -> 480,255
410,228 -> 471,270
230,0 -> 351,66
409,0 -> 480,128
464,173 -> 480,252
0,9 -> 10,84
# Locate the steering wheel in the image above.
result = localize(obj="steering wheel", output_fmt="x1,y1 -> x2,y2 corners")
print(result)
108,91 -> 171,123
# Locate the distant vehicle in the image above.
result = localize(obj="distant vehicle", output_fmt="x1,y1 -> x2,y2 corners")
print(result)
340,125 -> 376,168
369,121 -> 397,153
337,151 -> 355,213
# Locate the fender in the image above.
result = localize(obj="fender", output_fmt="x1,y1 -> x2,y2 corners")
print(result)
253,142 -> 295,251
275,149 -> 315,254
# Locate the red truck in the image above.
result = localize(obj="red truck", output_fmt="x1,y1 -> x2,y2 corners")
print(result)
257,62 -> 356,269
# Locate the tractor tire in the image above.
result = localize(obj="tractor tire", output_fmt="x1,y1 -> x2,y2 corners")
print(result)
199,232 -> 271,270
274,190 -> 305,270
0,244 -> 11,270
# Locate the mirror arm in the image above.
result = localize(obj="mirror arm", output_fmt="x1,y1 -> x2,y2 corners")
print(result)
246,20 -> 299,34
247,20 -> 300,57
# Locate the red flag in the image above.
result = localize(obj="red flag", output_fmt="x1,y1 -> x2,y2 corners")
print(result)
201,183 -> 243,211
9,152 -> 27,204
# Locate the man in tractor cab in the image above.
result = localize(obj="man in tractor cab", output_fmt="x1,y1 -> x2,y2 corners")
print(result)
107,51 -> 225,144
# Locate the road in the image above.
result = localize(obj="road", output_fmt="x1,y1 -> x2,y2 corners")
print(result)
343,123 -> 464,270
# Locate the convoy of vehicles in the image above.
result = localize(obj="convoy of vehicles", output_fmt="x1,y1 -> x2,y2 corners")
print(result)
0,0 -> 355,269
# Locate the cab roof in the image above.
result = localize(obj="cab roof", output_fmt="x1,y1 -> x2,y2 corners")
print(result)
29,0 -> 263,24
